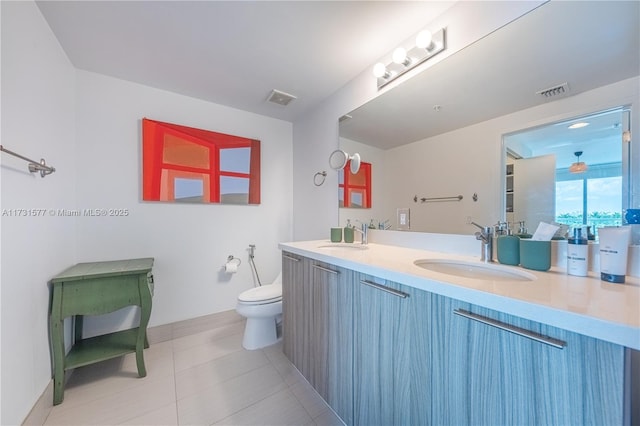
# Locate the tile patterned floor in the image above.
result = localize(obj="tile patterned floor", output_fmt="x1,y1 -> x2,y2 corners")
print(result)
42,315 -> 343,425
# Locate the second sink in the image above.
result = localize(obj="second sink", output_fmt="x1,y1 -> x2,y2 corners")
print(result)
414,259 -> 535,282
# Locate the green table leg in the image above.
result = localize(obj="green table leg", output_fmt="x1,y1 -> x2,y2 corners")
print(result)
135,274 -> 152,377
50,286 -> 65,405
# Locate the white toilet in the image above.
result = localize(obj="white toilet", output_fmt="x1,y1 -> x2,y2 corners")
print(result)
235,273 -> 283,350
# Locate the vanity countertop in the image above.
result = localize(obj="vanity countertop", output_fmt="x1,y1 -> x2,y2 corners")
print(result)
279,240 -> 640,350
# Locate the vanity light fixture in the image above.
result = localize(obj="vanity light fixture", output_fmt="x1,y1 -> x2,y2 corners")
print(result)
373,27 -> 446,89
569,151 -> 588,174
372,63 -> 392,79
392,47 -> 412,67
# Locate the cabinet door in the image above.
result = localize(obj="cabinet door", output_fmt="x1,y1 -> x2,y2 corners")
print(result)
431,293 -> 625,425
353,275 -> 412,426
281,252 -> 308,368
309,261 -> 354,425
282,254 -> 354,425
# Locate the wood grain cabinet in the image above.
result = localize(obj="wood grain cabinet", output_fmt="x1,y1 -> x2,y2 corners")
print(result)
282,253 -> 627,425
431,294 -> 625,425
282,252 -> 354,424
353,275 -> 417,425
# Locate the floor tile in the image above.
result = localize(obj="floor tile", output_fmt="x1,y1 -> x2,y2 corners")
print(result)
313,408 -> 345,426
212,389 -> 314,426
38,312 -> 343,426
119,402 -> 178,425
177,364 -> 287,425
53,341 -> 174,410
173,331 -> 245,372
289,379 -> 330,419
45,372 -> 175,425
171,322 -> 245,353
175,348 -> 270,400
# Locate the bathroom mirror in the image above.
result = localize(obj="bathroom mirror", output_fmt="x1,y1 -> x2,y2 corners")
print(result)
338,1 -> 639,234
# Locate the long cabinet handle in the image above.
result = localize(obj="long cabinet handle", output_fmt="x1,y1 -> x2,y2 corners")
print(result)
282,254 -> 300,262
312,264 -> 339,275
453,309 -> 566,349
360,280 -> 409,298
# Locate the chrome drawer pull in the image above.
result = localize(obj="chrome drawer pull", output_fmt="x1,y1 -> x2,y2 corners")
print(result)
453,309 -> 566,349
282,254 -> 300,262
360,280 -> 409,298
312,264 -> 339,275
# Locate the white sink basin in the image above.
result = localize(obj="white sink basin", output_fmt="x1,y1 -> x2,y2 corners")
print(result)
317,243 -> 368,250
414,259 -> 535,282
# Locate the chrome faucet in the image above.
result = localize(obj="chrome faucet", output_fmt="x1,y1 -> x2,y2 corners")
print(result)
354,221 -> 369,245
471,221 -> 494,263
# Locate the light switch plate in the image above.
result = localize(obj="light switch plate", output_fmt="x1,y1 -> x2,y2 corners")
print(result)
397,208 -> 410,230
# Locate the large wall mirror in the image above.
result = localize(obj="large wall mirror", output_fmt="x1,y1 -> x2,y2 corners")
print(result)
338,1 -> 639,235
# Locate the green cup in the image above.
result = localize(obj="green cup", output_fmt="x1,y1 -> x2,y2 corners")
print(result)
330,228 -> 342,243
519,239 -> 551,271
497,235 -> 520,266
344,227 -> 354,243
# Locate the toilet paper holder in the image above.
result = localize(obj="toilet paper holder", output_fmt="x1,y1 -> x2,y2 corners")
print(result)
224,255 -> 242,274
226,255 -> 241,266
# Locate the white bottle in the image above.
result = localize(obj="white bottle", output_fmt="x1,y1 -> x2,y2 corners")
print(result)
567,226 -> 589,276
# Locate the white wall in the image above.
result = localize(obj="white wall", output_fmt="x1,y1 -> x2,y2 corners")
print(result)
292,1 -> 544,240
1,2 -> 77,424
2,3 -> 293,423
75,71 -> 293,334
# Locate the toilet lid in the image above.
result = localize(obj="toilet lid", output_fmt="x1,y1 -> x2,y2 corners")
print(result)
238,283 -> 282,303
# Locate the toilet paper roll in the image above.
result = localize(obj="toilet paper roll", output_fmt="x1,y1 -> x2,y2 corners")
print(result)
224,261 -> 238,274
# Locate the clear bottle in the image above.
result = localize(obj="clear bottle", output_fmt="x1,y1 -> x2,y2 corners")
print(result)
567,226 -> 588,276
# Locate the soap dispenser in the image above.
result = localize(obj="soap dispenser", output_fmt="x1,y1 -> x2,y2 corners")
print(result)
344,219 -> 354,243
497,223 -> 520,266
567,226 -> 588,276
516,221 -> 532,238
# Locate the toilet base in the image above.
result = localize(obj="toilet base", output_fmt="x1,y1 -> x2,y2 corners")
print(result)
242,316 -> 280,350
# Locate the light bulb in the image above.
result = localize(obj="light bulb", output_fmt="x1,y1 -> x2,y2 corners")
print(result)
392,47 -> 410,65
416,30 -> 434,50
372,62 -> 389,78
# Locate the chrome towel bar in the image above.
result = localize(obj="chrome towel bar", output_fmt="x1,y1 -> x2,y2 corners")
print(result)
0,144 -> 56,177
413,194 -> 463,203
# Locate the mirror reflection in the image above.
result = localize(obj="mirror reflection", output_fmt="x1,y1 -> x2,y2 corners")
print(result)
504,107 -> 629,235
338,1 -> 639,234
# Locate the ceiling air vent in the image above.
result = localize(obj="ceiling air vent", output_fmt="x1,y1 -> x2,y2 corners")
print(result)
267,89 -> 297,106
536,82 -> 570,99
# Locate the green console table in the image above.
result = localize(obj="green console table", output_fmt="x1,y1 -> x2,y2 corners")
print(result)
49,258 -> 154,405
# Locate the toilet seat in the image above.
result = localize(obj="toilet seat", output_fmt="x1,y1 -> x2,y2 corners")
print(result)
238,283 -> 282,305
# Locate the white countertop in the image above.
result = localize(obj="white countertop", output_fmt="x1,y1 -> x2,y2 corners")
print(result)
279,240 -> 640,350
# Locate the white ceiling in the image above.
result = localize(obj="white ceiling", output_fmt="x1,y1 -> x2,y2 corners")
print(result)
36,0 -> 455,122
